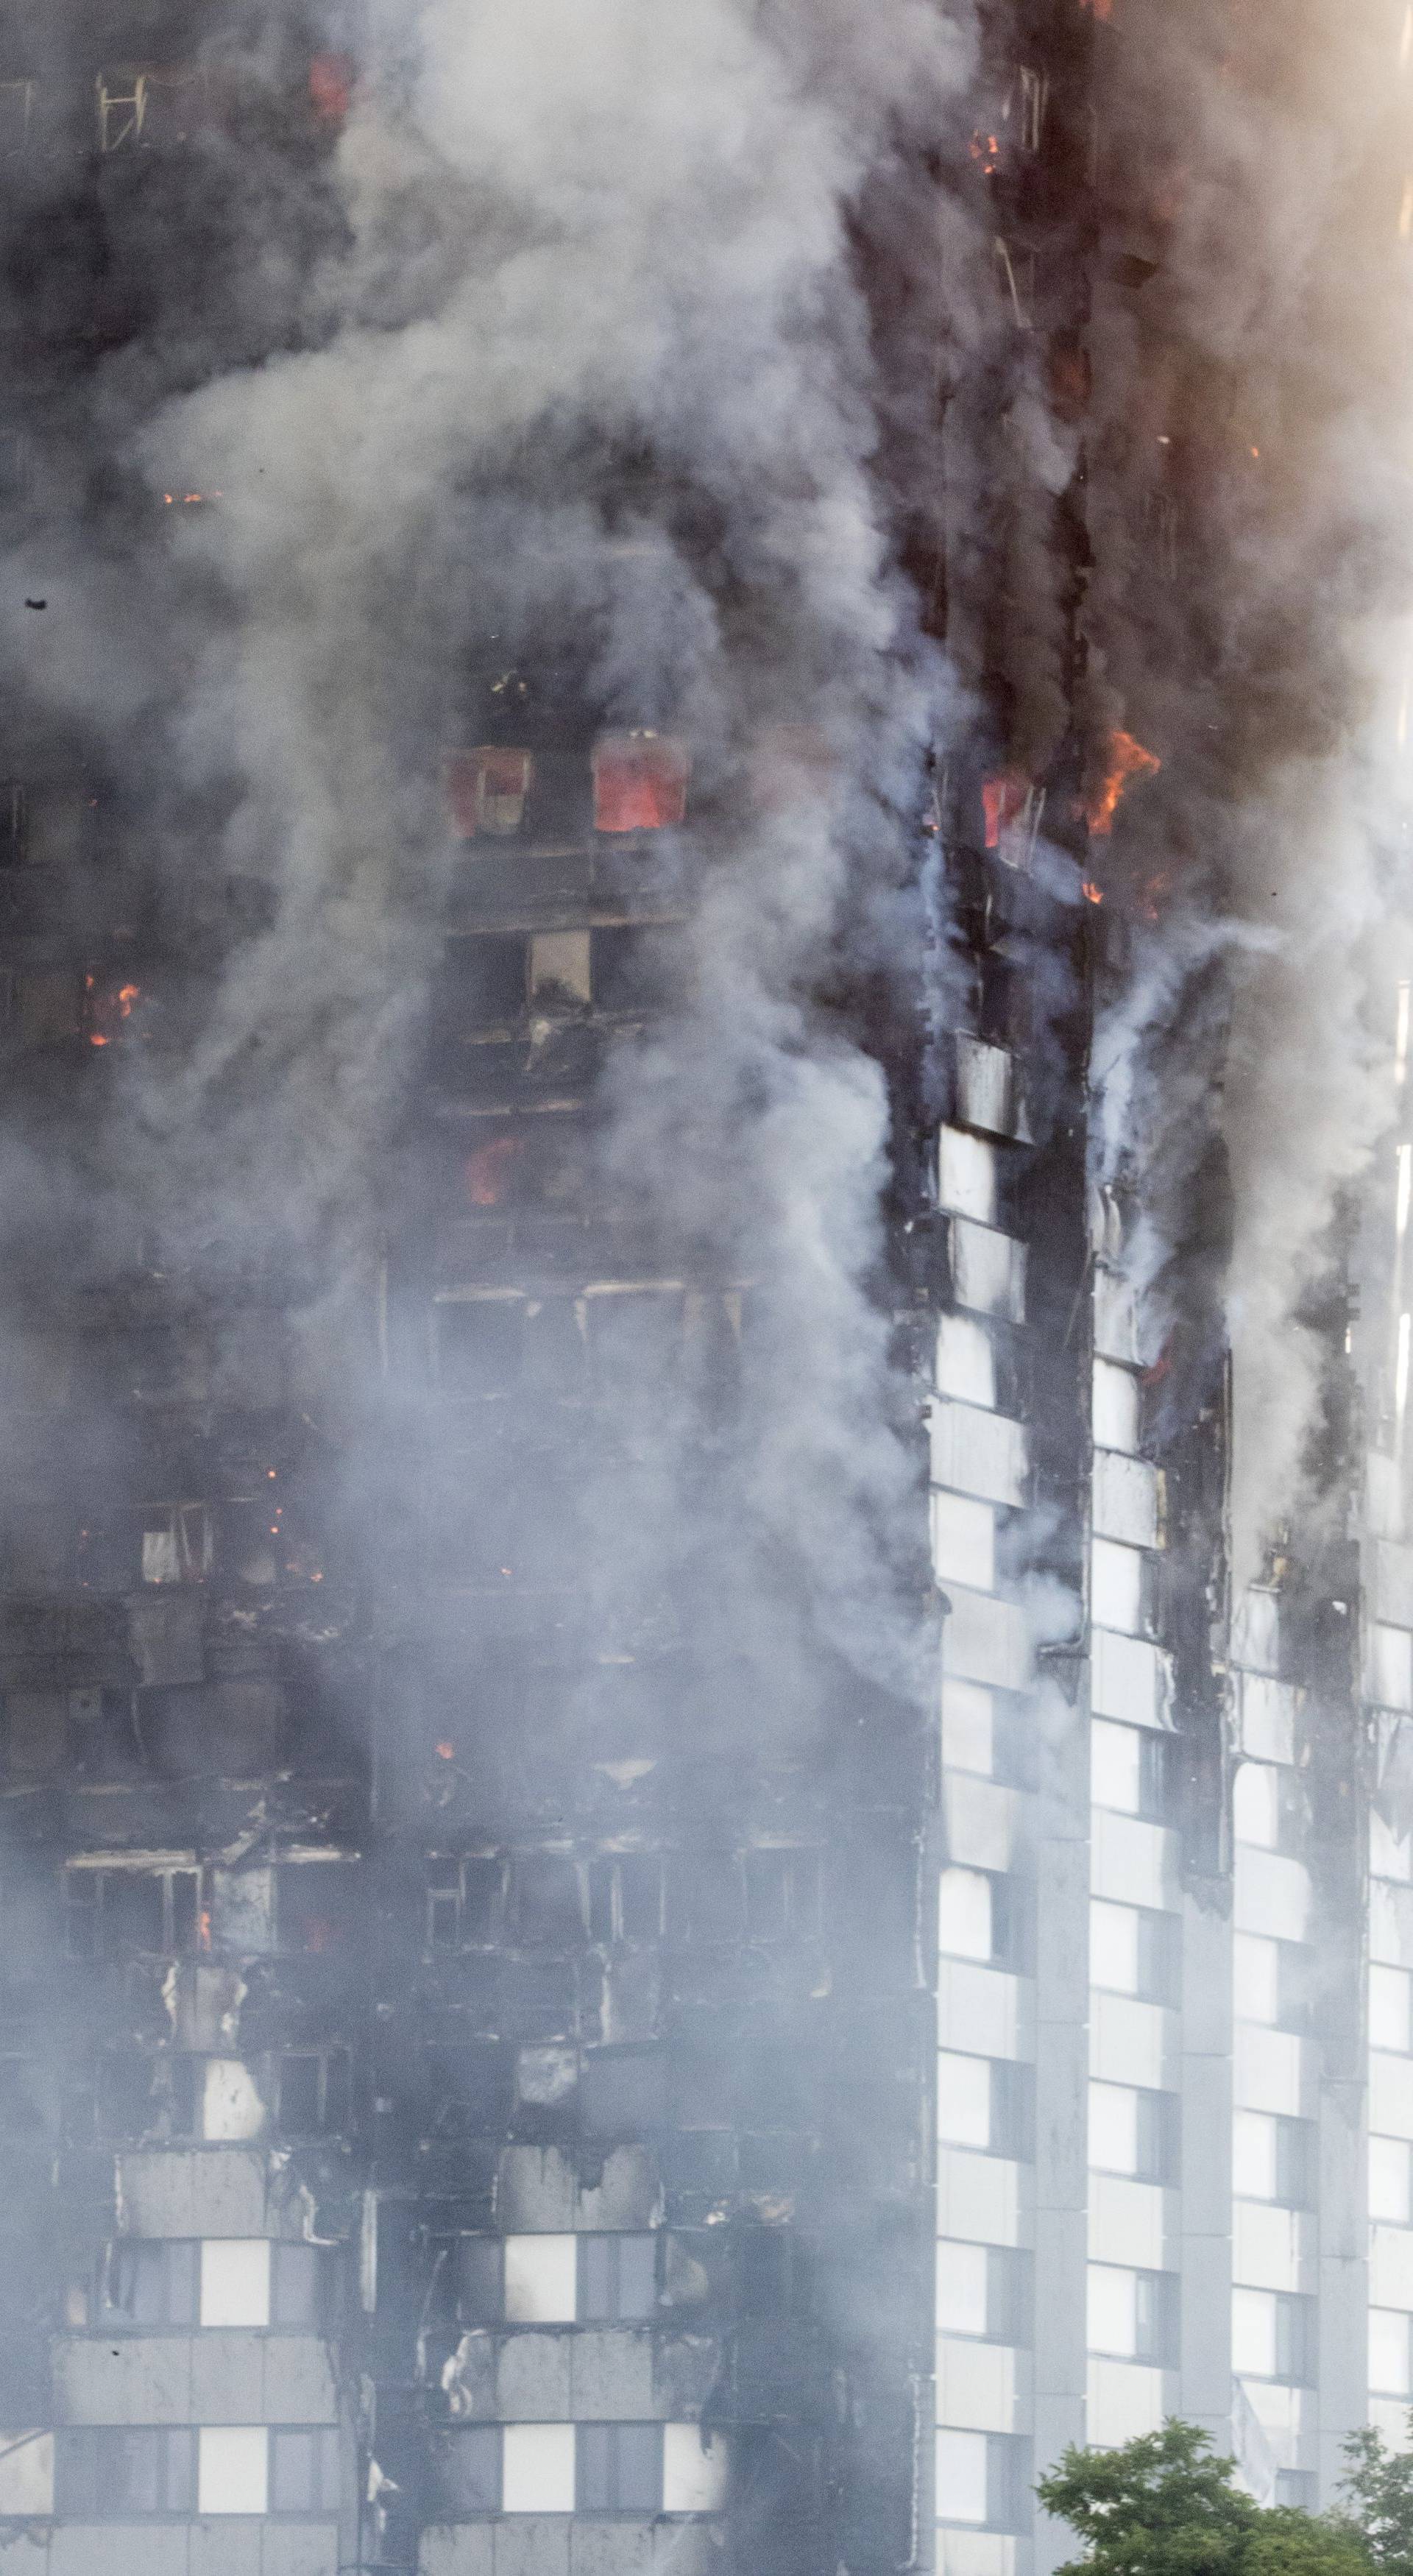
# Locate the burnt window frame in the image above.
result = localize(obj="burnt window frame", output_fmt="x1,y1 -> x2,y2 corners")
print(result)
63,1863 -> 202,1961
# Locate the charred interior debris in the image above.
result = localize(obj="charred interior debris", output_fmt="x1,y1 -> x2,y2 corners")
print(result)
1,0 -> 1412,2571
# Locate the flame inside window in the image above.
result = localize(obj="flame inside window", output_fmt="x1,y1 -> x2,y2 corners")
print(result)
592,733 -> 690,833
85,977 -> 141,1047
1083,730 -> 1161,835
981,773 -> 1030,850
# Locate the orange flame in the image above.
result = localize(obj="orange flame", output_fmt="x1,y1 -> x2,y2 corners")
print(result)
1079,0 -> 1114,18
1084,730 -> 1161,835
969,131 -> 1000,173
1081,880 -> 1104,905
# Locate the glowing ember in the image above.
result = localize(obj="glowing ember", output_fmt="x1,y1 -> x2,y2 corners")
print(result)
1081,880 -> 1104,905
969,132 -> 1000,174
85,977 -> 141,1047
435,1741 -> 455,1761
1084,729 -> 1161,835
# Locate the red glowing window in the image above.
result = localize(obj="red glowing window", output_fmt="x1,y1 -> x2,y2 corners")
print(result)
591,734 -> 690,834
464,1134 -> 525,1206
980,774 -> 1029,851
308,52 -> 353,124
445,746 -> 533,841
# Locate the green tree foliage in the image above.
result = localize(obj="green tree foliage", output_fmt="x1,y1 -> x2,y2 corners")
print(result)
1035,2420 -> 1370,2576
1340,2419 -> 1413,2576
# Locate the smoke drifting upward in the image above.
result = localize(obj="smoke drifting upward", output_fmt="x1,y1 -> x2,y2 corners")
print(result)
3,0 -> 1410,1741
1072,0 -> 1413,1577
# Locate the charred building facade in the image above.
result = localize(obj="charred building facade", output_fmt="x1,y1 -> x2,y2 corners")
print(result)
1,1 -> 1411,2575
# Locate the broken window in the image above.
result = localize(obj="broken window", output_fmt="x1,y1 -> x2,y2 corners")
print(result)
269,2427 -> 341,2513
577,2424 -> 662,2513
429,2425 -> 500,2514
25,783 -> 96,867
425,1854 -> 504,1950
65,1864 -> 201,1958
1017,66 -> 1047,152
141,1504 -> 212,1585
96,2051 -> 199,2143
95,65 -> 216,152
528,930 -> 591,1010
591,926 -> 670,1013
435,1295 -> 524,1398
274,2048 -> 350,2137
511,1854 -> 584,1947
744,1849 -> 821,1941
993,237 -> 1035,326
670,1853 -> 742,1943
579,2048 -> 667,2134
734,2225 -> 811,2317
439,935 -> 527,1030
445,746 -> 533,839
588,1854 -> 663,1944
579,2233 -> 656,2321
591,733 -> 690,833
60,2428 -> 196,2516
275,1860 -> 358,1954
102,2238 -> 199,2328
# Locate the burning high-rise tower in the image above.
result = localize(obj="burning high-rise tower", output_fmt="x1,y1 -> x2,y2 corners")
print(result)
0,0 -> 1409,2572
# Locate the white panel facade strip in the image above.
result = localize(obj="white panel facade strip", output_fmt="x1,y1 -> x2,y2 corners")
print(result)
1233,2026 -> 1309,2118
1370,2224 -> 1413,2310
1232,1850 -> 1313,1942
1231,2201 -> 1311,2293
1090,1815 -> 1180,1911
944,1775 -> 1019,1873
1371,1539 -> 1413,1629
1369,1875 -> 1413,1968
938,1313 -> 997,1409
938,1959 -> 1032,2061
939,1127 -> 999,1225
1091,1629 -> 1172,1730
1085,2358 -> 1166,2445
936,2148 -> 1028,2248
1092,1452 -> 1161,1550
932,1492 -> 998,1593
938,2533 -> 1016,2576
950,1218 -> 1027,1322
1088,1996 -> 1178,2092
1091,1541 -> 1145,1635
1231,1590 -> 1281,1675
1094,1267 -> 1141,1366
936,2337 -> 1025,2432
931,1401 -> 1027,1507
1371,2052 -> 1413,2140
1086,2176 -> 1174,2271
1370,1623 -> 1413,1713
1092,1360 -> 1141,1455
943,1589 -> 1033,1694
1239,1674 -> 1297,1763
956,1036 -> 1029,1141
